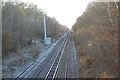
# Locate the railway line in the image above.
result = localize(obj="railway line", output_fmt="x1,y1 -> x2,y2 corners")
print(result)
15,32 -> 79,79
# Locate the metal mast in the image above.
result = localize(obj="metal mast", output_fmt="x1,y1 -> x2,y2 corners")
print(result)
44,14 -> 47,40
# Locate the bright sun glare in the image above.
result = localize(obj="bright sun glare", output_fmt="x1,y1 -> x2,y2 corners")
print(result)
21,0 -> 93,29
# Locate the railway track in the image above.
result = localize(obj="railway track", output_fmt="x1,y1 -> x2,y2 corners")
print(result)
44,36 -> 68,79
54,35 -> 79,79
15,32 -> 78,79
54,36 -> 70,79
15,34 -> 69,79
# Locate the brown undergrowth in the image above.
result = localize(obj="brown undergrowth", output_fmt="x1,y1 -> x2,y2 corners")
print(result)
73,2 -> 118,78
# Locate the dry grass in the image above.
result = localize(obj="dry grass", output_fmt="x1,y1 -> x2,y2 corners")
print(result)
84,56 -> 95,65
76,41 -> 118,78
99,72 -> 114,78
8,57 -> 28,66
28,47 -> 41,59
80,54 -> 95,66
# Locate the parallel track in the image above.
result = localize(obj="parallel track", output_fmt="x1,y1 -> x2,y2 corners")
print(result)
44,37 -> 68,79
34,36 -> 68,79
15,32 -> 78,79
15,34 -> 67,79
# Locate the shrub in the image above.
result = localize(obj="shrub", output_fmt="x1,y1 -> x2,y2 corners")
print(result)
84,55 -> 95,65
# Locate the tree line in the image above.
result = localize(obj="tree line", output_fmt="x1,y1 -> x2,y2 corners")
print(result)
72,2 -> 119,78
2,2 -> 68,57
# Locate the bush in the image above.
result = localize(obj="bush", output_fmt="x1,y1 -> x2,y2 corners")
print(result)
85,56 -> 95,65
15,45 -> 22,55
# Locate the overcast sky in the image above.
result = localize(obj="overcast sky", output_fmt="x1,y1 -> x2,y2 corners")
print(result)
20,0 -> 93,29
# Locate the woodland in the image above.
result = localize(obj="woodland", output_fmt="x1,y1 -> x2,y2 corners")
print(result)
72,2 -> 119,78
2,2 -> 68,57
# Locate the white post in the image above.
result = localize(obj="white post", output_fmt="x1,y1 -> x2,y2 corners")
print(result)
44,15 -> 47,40
43,12 -> 51,45
0,1 -> 2,79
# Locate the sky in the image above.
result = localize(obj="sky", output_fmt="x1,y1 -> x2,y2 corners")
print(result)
21,0 -> 93,29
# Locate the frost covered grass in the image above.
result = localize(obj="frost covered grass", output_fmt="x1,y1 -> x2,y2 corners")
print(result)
3,54 -> 32,78
2,38 -> 57,78
2,38 -> 48,78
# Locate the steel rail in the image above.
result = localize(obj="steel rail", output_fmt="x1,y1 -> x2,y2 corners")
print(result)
15,34 -> 67,79
44,36 -> 68,80
34,35 -> 68,79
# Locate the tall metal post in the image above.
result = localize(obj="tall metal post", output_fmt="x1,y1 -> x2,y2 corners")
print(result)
43,13 -> 51,45
0,1 -> 2,79
44,14 -> 47,40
